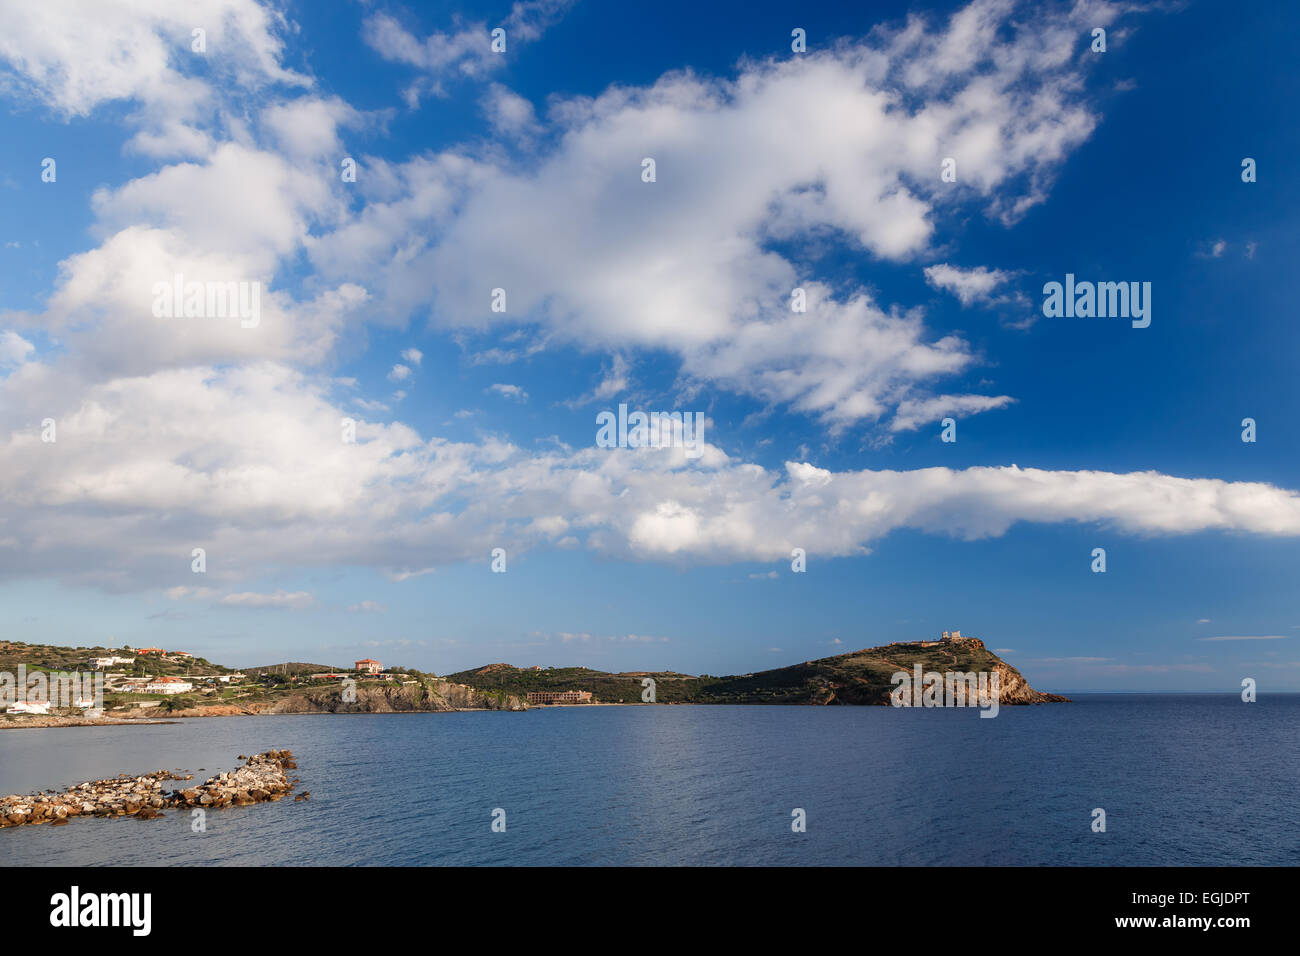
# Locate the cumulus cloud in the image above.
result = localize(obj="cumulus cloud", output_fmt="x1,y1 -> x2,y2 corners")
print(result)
924,263 -> 1014,306
3,366 -> 1300,590
0,331 -> 34,366
0,0 -> 309,157
483,83 -> 540,139
3,0 -> 1258,603
321,0 -> 1120,429
262,95 -> 367,160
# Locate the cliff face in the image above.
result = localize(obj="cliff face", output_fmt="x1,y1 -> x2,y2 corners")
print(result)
260,680 -> 527,714
158,680 -> 527,718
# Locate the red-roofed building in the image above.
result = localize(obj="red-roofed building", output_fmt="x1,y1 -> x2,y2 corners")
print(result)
355,658 -> 382,674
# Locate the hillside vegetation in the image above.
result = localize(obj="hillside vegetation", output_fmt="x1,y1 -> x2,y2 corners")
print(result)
448,638 -> 1067,706
0,640 -> 230,676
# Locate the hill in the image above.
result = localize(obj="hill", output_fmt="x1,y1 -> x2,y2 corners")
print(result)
445,662 -> 706,703
447,637 -> 1067,706
0,640 -> 230,677
243,662 -> 342,677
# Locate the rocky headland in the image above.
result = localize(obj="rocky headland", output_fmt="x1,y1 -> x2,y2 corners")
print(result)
450,635 -> 1069,706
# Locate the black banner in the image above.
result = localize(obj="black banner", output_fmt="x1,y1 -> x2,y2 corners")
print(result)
5,866 -> 1280,940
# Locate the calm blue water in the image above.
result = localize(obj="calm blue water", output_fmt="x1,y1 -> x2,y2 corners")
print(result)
1,695 -> 1297,866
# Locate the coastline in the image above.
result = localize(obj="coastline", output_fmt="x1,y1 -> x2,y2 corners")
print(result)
0,715 -> 177,730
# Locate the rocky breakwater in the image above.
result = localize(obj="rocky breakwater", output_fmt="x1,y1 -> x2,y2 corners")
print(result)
0,749 -> 298,829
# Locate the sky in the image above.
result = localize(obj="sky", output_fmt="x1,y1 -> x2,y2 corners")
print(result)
0,0 -> 1297,691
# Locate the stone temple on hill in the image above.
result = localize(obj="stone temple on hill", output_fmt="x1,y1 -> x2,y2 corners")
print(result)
910,630 -> 970,647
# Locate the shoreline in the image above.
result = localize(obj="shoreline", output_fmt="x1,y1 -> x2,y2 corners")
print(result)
0,716 -> 178,731
0,694 -> 1071,729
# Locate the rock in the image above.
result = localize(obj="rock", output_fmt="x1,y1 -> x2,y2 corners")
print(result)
0,749 -> 298,829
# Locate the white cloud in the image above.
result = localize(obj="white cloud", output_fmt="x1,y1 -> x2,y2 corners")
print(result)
924,263 -> 1014,306
220,589 -> 314,609
401,347 -> 423,366
363,1 -> 575,106
4,0 -> 1263,603
0,0 -> 309,157
166,585 -> 218,600
6,364 -> 1299,590
1197,635 -> 1288,642
325,0 -> 1119,429
483,83 -> 540,138
562,355 -> 631,408
488,383 -> 528,401
262,96 -> 366,160
890,393 -> 1015,432
0,331 -> 34,366
388,364 -> 412,382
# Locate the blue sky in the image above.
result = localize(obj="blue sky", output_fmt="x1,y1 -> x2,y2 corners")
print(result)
1,0 -> 1298,691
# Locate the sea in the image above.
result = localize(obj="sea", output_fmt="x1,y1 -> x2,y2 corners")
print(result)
1,694 -> 1296,866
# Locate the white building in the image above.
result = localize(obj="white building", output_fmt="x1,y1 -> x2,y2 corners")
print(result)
89,655 -> 136,669
142,678 -> 193,695
6,700 -> 51,715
